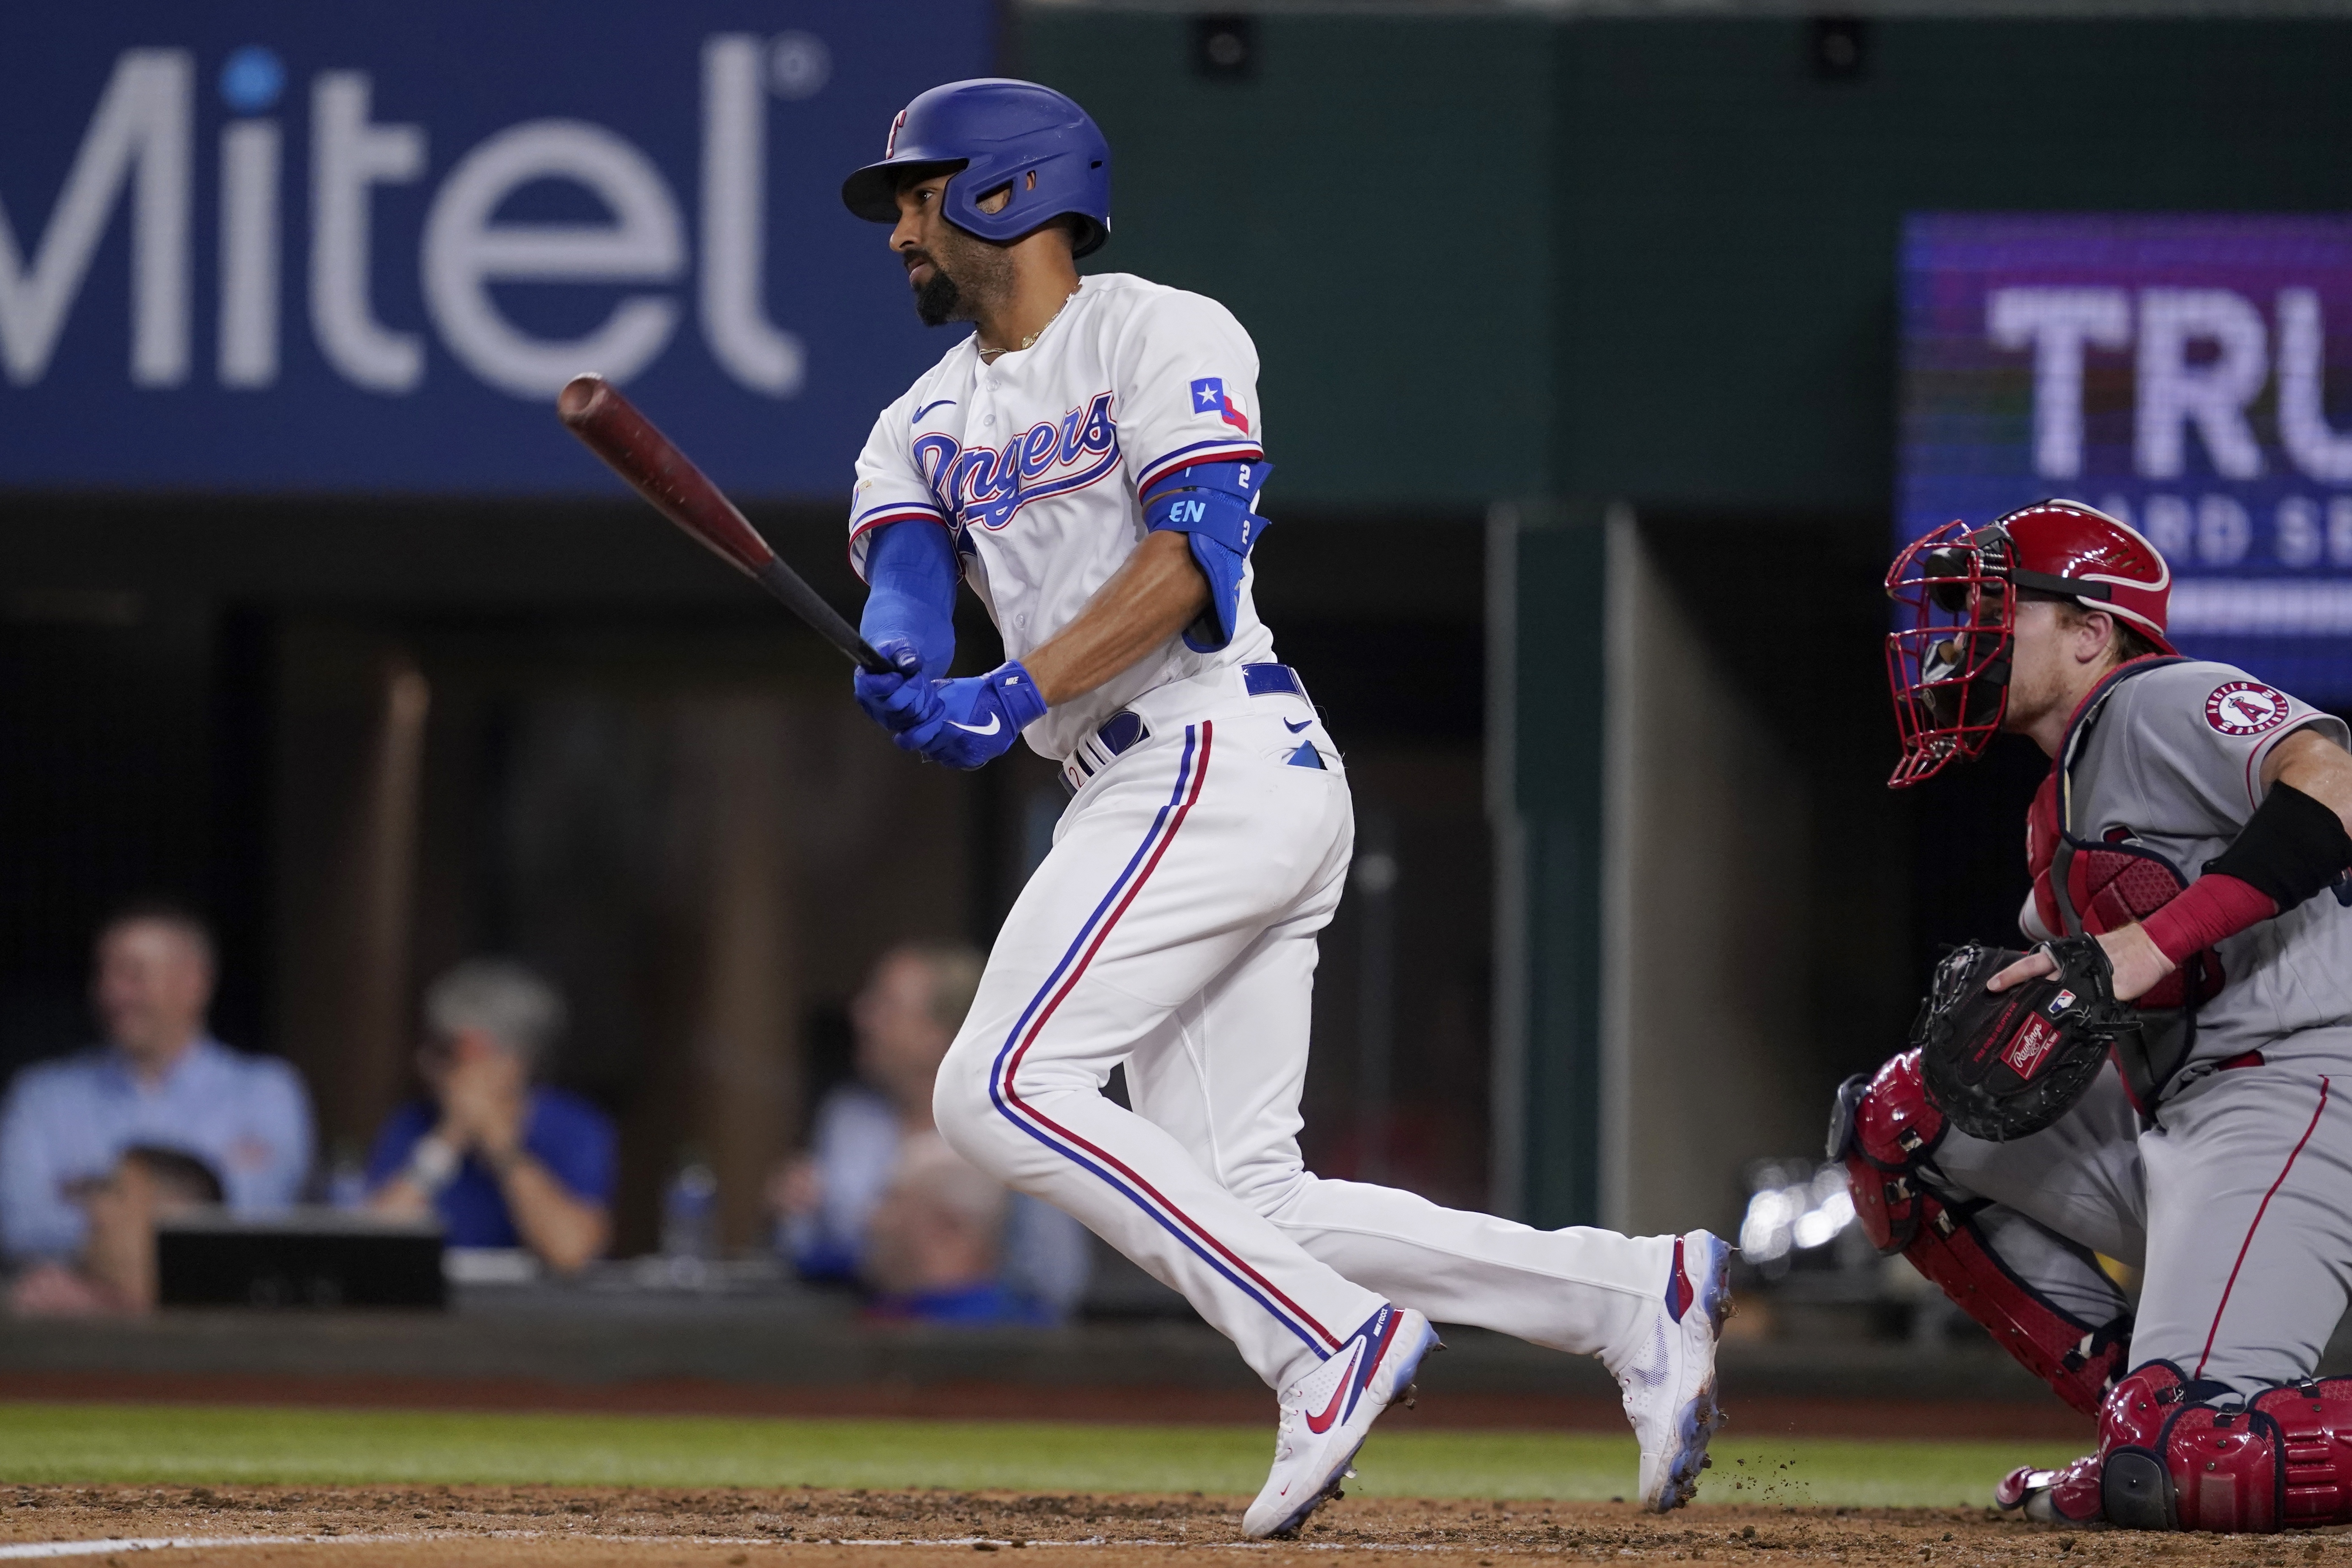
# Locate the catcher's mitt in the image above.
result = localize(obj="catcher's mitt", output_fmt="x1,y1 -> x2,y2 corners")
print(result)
1912,936 -> 2139,1141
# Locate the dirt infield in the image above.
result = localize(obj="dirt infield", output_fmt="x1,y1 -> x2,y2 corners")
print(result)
5,1485 -> 2348,1566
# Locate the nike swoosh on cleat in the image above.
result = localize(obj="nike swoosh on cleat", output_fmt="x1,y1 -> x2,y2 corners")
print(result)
1304,1347 -> 1363,1434
949,713 -> 1002,736
1283,718 -> 1312,733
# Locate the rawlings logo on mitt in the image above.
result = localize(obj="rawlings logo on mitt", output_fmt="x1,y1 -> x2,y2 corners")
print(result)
1913,936 -> 2139,1141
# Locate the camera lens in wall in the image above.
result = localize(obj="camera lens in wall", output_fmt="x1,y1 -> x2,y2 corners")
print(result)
1192,14 -> 1257,81
1810,16 -> 1868,81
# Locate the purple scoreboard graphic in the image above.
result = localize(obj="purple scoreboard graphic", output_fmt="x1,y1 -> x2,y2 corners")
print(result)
1901,215 -> 2352,703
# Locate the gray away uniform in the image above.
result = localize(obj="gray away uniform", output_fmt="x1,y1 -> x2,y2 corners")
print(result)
1921,658 -> 2352,1393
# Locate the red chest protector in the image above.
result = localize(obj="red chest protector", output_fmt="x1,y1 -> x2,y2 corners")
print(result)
2026,771 -> 2224,1012
2024,659 -> 2223,1114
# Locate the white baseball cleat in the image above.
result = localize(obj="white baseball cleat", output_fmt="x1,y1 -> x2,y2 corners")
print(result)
1242,1304 -> 1441,1540
1615,1229 -> 1733,1513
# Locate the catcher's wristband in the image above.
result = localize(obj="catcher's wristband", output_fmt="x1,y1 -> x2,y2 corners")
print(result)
2139,873 -> 2275,968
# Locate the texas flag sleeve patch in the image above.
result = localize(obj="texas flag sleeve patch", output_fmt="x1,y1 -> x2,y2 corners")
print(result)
1190,376 -> 1251,434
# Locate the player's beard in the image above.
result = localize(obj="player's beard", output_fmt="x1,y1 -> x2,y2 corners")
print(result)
912,263 -> 963,328
907,232 -> 1016,329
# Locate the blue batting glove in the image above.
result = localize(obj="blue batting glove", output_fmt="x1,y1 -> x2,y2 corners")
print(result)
854,637 -> 942,736
899,661 -> 1049,770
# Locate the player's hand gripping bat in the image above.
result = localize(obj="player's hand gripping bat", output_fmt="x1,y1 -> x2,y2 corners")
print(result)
557,373 -> 891,674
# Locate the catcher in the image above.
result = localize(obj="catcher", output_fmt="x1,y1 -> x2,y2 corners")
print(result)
1830,500 -> 2352,1532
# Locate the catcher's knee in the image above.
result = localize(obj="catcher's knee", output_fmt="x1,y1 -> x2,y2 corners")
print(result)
1829,1052 -> 2128,1417
2092,1364 -> 2352,1531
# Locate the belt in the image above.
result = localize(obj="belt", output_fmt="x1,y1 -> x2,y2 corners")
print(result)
1059,662 -> 1308,795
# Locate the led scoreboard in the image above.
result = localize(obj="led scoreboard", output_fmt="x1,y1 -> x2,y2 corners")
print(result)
1900,215 -> 2352,703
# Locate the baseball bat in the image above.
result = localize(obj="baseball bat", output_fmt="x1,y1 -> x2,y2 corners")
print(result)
557,372 -> 891,674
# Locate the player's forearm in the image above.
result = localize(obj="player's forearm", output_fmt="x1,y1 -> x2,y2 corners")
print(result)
1022,530 -> 1210,707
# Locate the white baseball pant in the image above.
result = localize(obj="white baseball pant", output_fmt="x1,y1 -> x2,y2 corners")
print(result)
933,681 -> 1680,1390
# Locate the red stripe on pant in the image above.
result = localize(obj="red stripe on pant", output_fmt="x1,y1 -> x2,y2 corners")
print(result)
2197,1075 -> 2331,1380
997,720 -> 1343,1352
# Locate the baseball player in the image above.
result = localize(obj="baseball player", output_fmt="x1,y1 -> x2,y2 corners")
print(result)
1834,500 -> 2352,1532
837,78 -> 1731,1535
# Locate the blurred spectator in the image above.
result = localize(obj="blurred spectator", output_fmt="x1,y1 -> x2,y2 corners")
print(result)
366,960 -> 614,1274
0,901 -> 312,1262
770,943 -> 1090,1318
8,1145 -> 224,1317
860,1134 -> 1051,1326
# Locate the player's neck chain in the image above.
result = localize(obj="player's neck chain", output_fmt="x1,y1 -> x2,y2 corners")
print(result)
979,287 -> 1081,364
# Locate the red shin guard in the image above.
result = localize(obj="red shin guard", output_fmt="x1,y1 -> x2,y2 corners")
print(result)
1893,1216 -> 2127,1416
2254,1382 -> 2352,1526
2096,1369 -> 2352,1532
1999,1363 -> 2183,1525
1832,1053 -> 2128,1416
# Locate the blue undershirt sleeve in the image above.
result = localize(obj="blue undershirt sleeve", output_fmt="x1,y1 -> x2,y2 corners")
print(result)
858,520 -> 960,681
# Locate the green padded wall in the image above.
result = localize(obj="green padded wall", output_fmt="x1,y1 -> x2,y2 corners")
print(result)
1018,13 -> 1559,505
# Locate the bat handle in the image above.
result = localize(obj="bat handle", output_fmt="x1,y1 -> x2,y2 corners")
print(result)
752,558 -> 893,674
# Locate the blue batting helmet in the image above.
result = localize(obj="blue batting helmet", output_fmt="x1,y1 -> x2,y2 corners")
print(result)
841,79 -> 1111,258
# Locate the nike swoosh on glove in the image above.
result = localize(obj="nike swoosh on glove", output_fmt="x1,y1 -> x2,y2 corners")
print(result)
900,660 -> 1048,770
853,637 -> 943,737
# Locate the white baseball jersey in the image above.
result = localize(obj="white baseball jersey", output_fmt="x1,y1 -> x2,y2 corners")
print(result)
848,272 -> 1276,760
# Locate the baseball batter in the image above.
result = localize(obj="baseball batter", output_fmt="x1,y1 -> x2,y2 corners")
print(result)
1836,500 -> 2352,1532
835,79 -> 1731,1535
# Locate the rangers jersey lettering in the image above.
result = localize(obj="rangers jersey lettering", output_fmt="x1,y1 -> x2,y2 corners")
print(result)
849,273 -> 1274,760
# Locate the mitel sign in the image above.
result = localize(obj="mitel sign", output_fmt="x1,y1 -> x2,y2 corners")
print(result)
0,3 -> 988,492
1901,215 -> 2352,701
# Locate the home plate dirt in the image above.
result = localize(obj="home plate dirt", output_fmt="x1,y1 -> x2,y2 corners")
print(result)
3,1487 -> 2349,1566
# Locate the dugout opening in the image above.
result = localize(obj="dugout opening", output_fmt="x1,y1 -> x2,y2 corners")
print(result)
0,495 -> 1501,1268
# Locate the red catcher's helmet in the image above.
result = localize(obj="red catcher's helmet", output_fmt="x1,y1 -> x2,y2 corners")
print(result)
1883,499 -> 2175,787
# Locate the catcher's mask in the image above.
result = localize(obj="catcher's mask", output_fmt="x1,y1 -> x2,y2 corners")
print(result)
1883,500 -> 2176,788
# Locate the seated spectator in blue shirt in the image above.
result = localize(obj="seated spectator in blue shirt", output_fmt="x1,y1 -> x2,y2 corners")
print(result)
365,960 -> 614,1274
0,902 -> 312,1262
860,1134 -> 1051,1327
768,943 -> 1091,1319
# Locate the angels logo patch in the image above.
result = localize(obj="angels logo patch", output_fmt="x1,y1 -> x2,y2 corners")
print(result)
2204,680 -> 2291,737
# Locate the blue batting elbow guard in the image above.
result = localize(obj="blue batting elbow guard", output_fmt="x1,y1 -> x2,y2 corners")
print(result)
1142,459 -> 1274,653
1176,535 -> 1246,653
